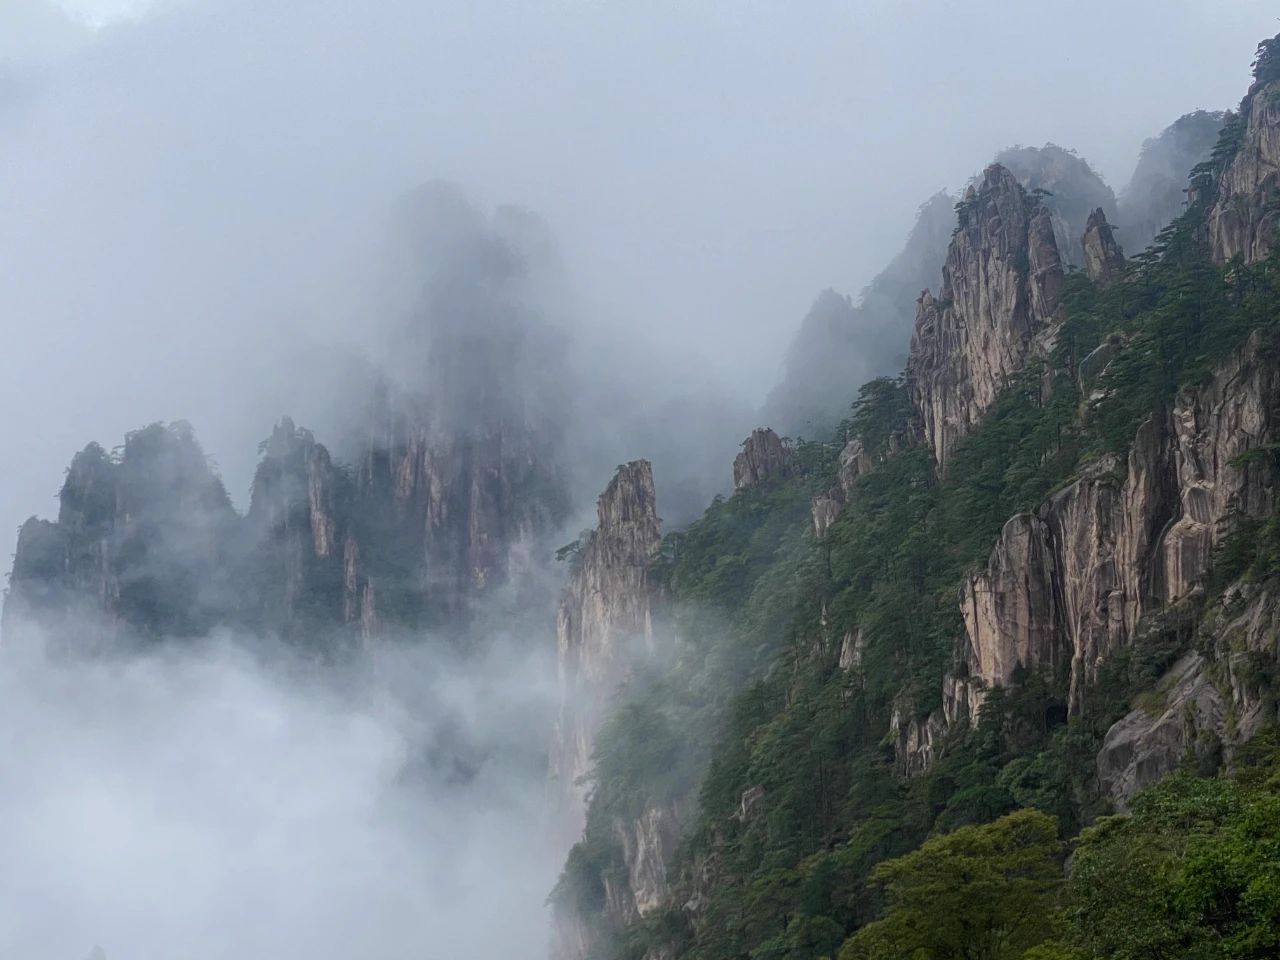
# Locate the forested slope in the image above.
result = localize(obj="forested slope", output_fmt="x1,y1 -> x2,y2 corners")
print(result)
552,34 -> 1280,960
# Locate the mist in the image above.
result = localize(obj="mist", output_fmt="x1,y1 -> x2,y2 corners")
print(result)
0,619 -> 560,960
3,0 -> 1276,558
3,2 -> 1280,958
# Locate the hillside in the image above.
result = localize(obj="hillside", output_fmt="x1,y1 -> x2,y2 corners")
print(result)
550,34 -> 1280,960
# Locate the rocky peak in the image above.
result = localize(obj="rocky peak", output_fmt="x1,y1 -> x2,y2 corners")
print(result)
908,163 -> 1065,470
1082,207 -> 1126,285
1207,38 -> 1280,263
551,460 -> 665,837
733,428 -> 795,491
5,422 -> 239,644
995,143 -> 1118,267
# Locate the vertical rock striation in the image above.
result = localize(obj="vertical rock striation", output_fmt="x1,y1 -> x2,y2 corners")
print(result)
550,460 -> 665,836
1207,69 -> 1280,264
933,331 -> 1280,765
908,164 -> 1065,471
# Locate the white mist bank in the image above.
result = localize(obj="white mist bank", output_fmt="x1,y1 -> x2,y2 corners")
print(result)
0,625 -> 559,960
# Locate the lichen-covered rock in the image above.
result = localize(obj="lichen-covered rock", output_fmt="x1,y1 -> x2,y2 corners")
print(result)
1081,208 -> 1125,285
733,428 -> 795,490
908,164 -> 1065,470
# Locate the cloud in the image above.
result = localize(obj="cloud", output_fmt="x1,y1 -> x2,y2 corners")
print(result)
0,621 -> 561,960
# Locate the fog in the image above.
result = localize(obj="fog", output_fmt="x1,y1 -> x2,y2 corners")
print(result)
2,2 -> 1279,958
2,0 -> 1275,555
0,620 -> 560,959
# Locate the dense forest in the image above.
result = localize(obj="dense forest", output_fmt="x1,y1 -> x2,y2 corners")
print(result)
551,34 -> 1280,960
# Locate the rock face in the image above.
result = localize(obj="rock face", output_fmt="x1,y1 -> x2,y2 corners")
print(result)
937,330 -> 1280,754
953,513 -> 1067,719
1098,582 -> 1280,809
995,143 -> 1118,267
4,423 -> 239,646
5,190 -> 571,647
733,428 -> 795,491
1207,73 -> 1280,264
908,164 -> 1065,470
549,462 -> 676,960
1097,652 -> 1225,810
1081,208 -> 1125,285
889,696 -> 945,777
550,461 -> 665,836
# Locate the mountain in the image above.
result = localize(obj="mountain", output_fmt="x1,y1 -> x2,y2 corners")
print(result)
1117,110 -> 1226,254
763,193 -> 954,440
765,144 -> 1122,443
550,33 -> 1280,960
3,188 -> 571,649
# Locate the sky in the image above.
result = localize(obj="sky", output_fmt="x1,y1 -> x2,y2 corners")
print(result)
2,3 -> 1280,957
1,1 -> 1277,563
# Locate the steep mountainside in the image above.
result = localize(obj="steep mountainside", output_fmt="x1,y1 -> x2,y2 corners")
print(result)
767,144 -> 1123,442
552,34 -> 1280,960
995,143 -> 1117,266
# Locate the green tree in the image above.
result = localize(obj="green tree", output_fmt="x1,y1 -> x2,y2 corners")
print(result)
837,809 -> 1062,960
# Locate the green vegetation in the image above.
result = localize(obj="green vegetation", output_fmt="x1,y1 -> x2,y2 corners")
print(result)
559,99 -> 1280,960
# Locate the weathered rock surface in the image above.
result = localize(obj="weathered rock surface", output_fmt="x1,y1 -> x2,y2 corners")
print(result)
908,164 -> 1065,470
955,513 -> 1066,719
1081,207 -> 1125,285
996,143 -> 1119,267
1208,76 -> 1280,264
548,463 -> 676,960
1096,652 -> 1225,809
934,330 -> 1280,764
889,695 -> 945,777
733,428 -> 795,491
1097,581 -> 1280,809
622,800 -> 686,917
550,460 -> 665,836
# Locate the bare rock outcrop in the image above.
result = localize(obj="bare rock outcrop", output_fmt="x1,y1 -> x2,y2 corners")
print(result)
1081,208 -> 1125,285
929,331 -> 1280,768
733,428 -> 795,491
1096,652 -> 1226,809
550,461 -> 665,838
1207,72 -> 1280,264
954,514 -> 1066,718
889,695 -> 945,776
908,164 -> 1065,470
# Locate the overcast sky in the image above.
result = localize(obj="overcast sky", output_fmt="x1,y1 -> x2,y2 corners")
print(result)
1,0 -> 1277,565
